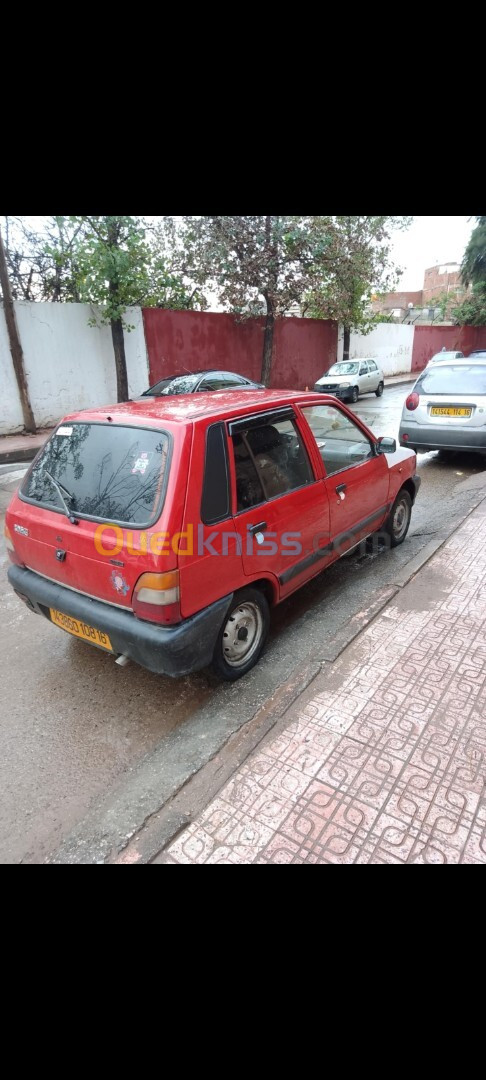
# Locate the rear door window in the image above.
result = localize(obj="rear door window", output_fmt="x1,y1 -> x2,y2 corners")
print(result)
231,413 -> 313,511
21,423 -> 170,526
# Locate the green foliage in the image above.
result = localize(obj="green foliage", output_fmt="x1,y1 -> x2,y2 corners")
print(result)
461,217 -> 486,287
71,216 -> 201,329
451,282 -> 486,326
2,216 -> 83,301
177,216 -> 329,318
176,216 -> 410,328
2,215 -> 202,321
173,215 -> 411,377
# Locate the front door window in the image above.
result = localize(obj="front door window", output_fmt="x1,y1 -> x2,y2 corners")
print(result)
299,403 -> 389,555
300,403 -> 374,476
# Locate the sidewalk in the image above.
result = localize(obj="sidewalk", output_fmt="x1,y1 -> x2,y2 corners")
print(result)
0,429 -> 52,465
159,500 -> 486,865
385,371 -> 418,386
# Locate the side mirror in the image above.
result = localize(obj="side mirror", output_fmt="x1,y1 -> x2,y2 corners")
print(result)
377,436 -> 396,454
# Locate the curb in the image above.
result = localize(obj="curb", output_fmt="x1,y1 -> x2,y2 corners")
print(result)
0,445 -> 41,465
0,431 -> 51,466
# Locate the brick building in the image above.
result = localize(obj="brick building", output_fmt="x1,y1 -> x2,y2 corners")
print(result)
422,263 -> 466,305
373,263 -> 467,321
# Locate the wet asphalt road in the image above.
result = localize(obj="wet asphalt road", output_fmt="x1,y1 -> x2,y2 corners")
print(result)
2,381 -> 486,863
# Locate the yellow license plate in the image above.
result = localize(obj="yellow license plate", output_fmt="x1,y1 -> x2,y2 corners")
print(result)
49,608 -> 113,651
430,407 -> 472,417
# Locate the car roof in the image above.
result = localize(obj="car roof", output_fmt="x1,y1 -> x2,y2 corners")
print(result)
60,389 -> 332,428
419,358 -> 486,370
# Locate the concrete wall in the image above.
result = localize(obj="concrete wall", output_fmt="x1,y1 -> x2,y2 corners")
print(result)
0,302 -> 149,435
337,323 -> 414,375
0,303 -> 24,431
3,301 -> 486,436
143,308 -> 338,391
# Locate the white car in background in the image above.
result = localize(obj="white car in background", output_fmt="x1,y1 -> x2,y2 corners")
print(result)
314,359 -> 384,403
426,349 -> 464,367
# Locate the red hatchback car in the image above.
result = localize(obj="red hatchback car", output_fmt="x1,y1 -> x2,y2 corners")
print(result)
5,390 -> 420,680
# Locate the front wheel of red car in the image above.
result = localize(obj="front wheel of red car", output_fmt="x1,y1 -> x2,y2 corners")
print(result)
384,489 -> 412,547
212,587 -> 270,680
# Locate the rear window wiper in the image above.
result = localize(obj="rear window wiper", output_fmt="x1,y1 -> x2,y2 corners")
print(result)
44,470 -> 79,525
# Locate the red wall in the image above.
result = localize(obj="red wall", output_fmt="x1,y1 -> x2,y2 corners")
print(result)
411,325 -> 486,371
142,309 -> 338,390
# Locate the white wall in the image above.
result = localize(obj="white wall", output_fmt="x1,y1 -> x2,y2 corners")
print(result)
0,302 -> 149,435
336,323 -> 414,375
0,303 -> 24,431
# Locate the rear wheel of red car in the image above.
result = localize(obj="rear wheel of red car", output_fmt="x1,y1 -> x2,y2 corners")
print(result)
384,489 -> 412,547
351,386 -> 359,403
212,587 -> 270,680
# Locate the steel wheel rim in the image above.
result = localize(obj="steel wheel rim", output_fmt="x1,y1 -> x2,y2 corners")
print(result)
392,498 -> 409,540
222,602 -> 263,668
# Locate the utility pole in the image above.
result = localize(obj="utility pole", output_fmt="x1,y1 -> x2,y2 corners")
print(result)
0,229 -> 36,433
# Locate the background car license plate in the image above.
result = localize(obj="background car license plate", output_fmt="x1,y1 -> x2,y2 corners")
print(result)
49,608 -> 113,651
430,407 -> 472,417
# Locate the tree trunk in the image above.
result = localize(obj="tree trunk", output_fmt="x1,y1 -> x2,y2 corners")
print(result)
0,230 -> 37,433
110,317 -> 129,401
342,325 -> 351,362
261,305 -> 275,386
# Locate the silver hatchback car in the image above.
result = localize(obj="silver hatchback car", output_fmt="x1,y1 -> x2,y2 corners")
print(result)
399,360 -> 486,455
314,358 -> 384,403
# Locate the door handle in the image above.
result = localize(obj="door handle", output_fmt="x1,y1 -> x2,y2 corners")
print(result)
335,484 -> 347,495
248,521 -> 268,535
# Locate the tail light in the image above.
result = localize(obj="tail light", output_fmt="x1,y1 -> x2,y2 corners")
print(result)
132,570 -> 181,625
406,392 -> 420,411
4,525 -> 23,566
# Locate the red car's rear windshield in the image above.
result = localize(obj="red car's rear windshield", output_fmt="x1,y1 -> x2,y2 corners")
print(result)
20,422 -> 170,527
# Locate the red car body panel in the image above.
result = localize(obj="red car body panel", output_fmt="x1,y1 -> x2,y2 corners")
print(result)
5,390 -> 419,677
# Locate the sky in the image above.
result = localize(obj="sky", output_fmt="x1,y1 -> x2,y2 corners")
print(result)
389,216 -> 474,290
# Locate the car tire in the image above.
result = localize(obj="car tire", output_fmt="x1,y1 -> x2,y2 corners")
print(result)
375,382 -> 384,397
384,489 -> 412,548
351,386 -> 359,403
212,587 -> 270,681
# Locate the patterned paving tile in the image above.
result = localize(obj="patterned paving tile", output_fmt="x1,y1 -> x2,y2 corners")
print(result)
165,506 -> 486,865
